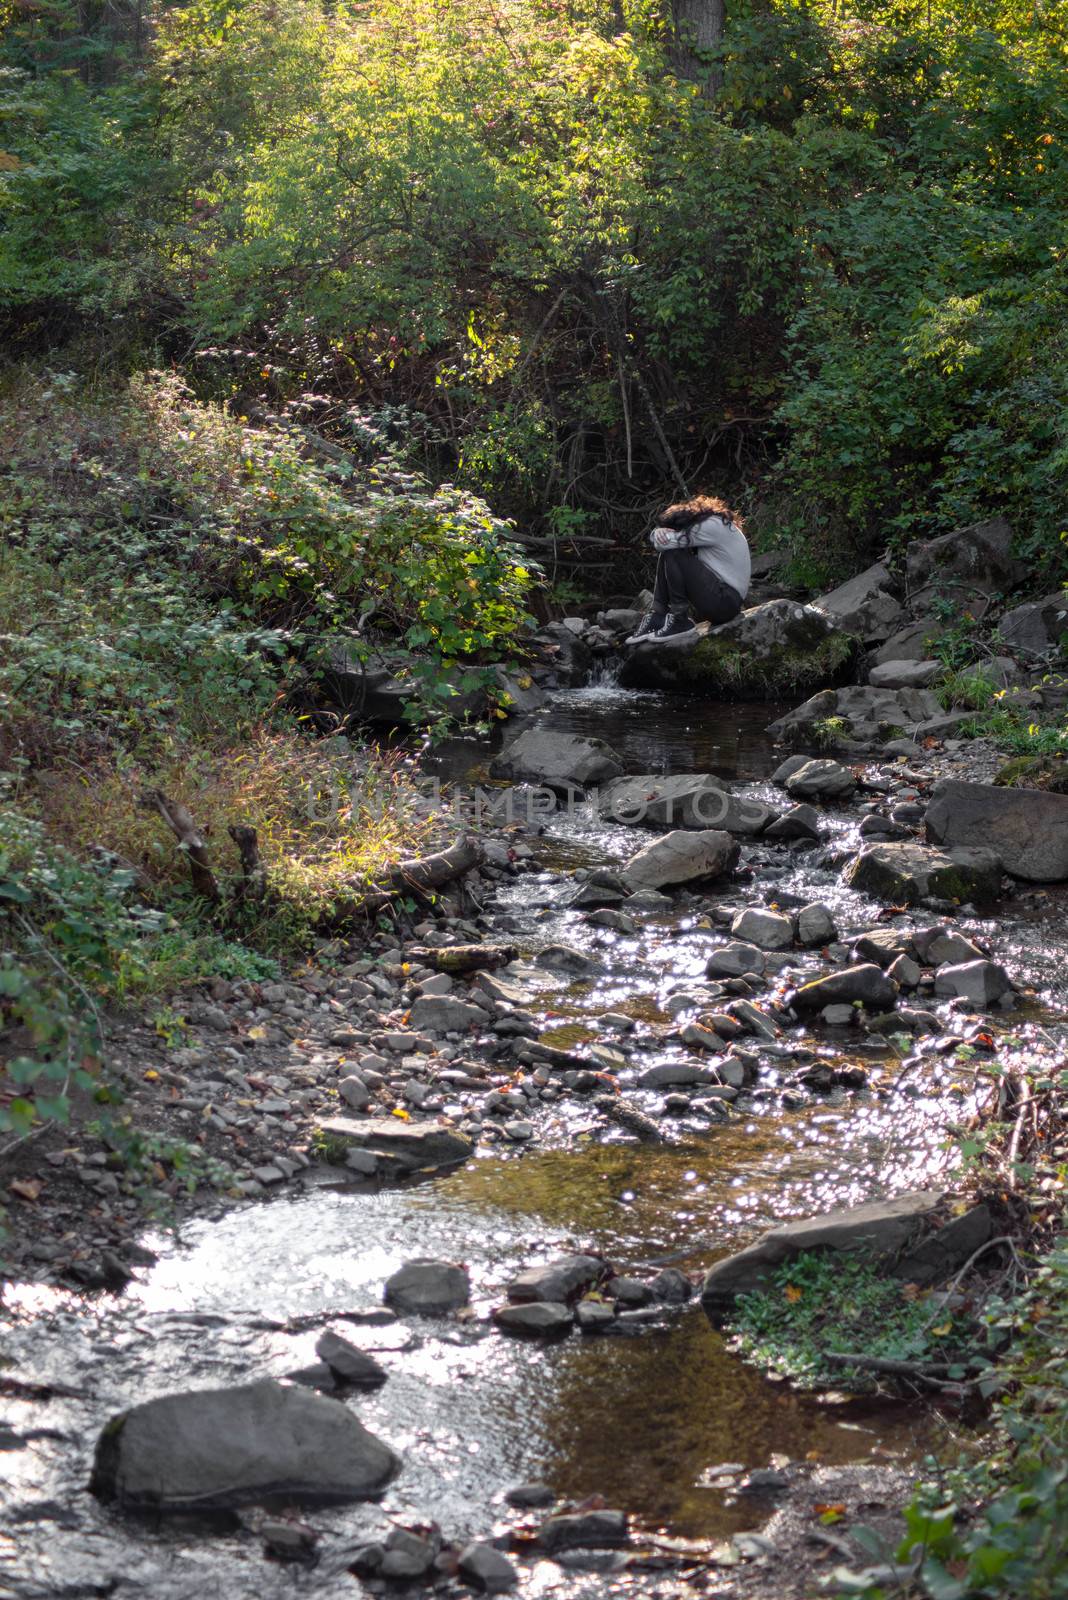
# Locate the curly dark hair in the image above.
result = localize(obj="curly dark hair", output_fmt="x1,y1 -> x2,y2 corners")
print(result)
658,494 -> 745,532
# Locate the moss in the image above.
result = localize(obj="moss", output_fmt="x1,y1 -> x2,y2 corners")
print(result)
626,630 -> 854,701
995,754 -> 1068,792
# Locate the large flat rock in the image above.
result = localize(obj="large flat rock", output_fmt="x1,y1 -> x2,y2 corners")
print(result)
599,774 -> 776,836
90,1379 -> 399,1512
844,841 -> 1003,904
767,684 -> 942,747
925,779 -> 1068,882
490,727 -> 623,792
906,516 -> 1024,614
618,600 -> 853,700
318,1117 -> 473,1171
620,829 -> 739,891
814,563 -> 903,644
701,1192 -> 945,1314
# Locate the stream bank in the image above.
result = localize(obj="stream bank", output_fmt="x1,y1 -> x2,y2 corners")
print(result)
5,664 -> 1068,1598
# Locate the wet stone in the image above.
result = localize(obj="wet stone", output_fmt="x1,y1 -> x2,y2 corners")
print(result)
576,1298 -> 616,1332
384,1258 -> 471,1315
537,1509 -> 629,1553
505,1482 -> 556,1509
458,1542 -> 519,1593
730,909 -> 794,951
315,1330 -> 388,1388
706,941 -> 766,978
493,1301 -> 574,1339
508,1254 -> 602,1303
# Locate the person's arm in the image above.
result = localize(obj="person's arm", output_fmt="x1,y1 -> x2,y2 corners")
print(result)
650,524 -> 687,549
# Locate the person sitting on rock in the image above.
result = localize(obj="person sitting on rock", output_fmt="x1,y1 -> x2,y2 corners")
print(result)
625,495 -> 751,645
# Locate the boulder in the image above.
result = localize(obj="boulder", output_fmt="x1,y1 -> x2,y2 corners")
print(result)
407,995 -> 486,1034
767,685 -> 943,748
852,928 -> 916,966
535,943 -> 594,973
315,1331 -> 388,1388
639,1062 -> 719,1088
868,659 -> 941,689
458,1543 -> 519,1593
536,1510 -> 629,1552
813,563 -> 904,643
701,1191 -> 945,1313
730,908 -> 794,951
925,779 -> 1068,883
384,1258 -> 471,1315
493,1302 -> 574,1338
318,1117 -> 473,1172
764,804 -> 821,841
618,600 -> 853,699
784,758 -> 857,802
537,621 -> 592,685
706,941 -> 766,978
998,591 -> 1068,656
796,902 -> 838,947
906,517 -> 1024,614
89,1379 -> 399,1512
620,829 -> 740,891
844,842 -> 1003,904
870,620 -> 945,666
598,774 -> 776,837
912,926 -> 984,967
507,1254 -> 603,1303
934,959 -> 1015,1007
790,964 -> 898,1012
490,728 -> 623,793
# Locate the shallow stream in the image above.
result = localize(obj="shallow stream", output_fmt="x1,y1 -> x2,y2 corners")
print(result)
5,679 -> 1068,1598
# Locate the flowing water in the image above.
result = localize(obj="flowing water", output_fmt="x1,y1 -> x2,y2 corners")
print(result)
6,679 -> 1068,1597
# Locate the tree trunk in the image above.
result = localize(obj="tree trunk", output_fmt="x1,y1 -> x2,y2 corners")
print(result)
669,0 -> 725,97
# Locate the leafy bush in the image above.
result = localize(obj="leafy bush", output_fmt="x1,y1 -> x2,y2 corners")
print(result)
874,1241 -> 1068,1600
0,801 -> 160,1135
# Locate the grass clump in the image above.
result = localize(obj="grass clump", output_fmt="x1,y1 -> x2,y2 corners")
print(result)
727,1251 -> 980,1392
938,666 -> 1001,712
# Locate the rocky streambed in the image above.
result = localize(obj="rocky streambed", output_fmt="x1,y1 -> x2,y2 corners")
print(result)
5,673 -> 1068,1600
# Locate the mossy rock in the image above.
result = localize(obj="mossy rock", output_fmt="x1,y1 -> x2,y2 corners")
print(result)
619,599 -> 855,700
995,754 -> 1068,793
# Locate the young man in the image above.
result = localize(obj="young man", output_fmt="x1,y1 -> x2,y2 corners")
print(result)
625,495 -> 751,645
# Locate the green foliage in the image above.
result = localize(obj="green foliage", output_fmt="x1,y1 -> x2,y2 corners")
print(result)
960,707 -> 1068,756
812,713 -> 849,749
938,666 -> 1000,712
728,1251 -> 982,1391
873,1241 -> 1068,1600
0,800 -> 159,1135
90,1116 -> 234,1212
4,0 -> 1068,573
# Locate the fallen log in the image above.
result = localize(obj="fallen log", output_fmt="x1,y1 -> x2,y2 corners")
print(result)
321,834 -> 483,924
405,943 -> 518,974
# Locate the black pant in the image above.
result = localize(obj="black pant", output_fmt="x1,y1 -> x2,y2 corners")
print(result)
652,549 -> 743,625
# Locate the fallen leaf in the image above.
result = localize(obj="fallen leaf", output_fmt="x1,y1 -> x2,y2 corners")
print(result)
9,1178 -> 42,1202
784,1283 -> 803,1303
814,1503 -> 846,1523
